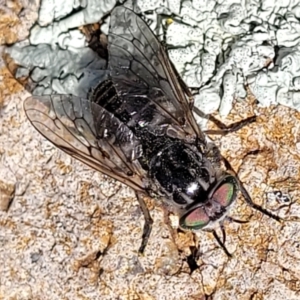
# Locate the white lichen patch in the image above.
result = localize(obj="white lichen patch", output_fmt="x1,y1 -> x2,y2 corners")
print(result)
6,0 -> 300,118
161,0 -> 300,117
5,44 -> 108,96
4,0 -> 114,98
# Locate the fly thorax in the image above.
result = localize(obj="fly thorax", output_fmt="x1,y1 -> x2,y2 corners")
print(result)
149,142 -> 216,209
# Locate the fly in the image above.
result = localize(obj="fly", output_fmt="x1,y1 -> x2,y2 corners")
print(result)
23,5 -> 281,257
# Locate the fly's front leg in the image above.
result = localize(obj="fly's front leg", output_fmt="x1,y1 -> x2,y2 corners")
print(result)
135,192 -> 154,254
222,157 -> 282,223
203,223 -> 232,257
226,216 -> 251,224
204,216 -> 250,257
193,106 -> 256,135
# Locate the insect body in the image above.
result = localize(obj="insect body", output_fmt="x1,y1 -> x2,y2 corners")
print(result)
24,5 -> 280,256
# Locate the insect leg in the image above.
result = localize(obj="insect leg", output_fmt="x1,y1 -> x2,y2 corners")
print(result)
226,216 -> 250,224
193,106 -> 256,135
203,221 -> 232,257
135,192 -> 154,254
222,157 -> 282,222
212,229 -> 232,257
238,182 -> 282,221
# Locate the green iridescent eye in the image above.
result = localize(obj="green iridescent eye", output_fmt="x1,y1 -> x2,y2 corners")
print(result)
212,177 -> 237,207
179,206 -> 210,230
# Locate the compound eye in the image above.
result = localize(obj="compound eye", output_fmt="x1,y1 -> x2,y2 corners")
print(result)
179,206 -> 210,230
211,176 -> 237,207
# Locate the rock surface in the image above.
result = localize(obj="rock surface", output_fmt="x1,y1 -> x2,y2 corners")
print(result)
1,1 -> 300,299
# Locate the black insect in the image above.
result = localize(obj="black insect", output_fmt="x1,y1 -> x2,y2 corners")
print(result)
23,5 -> 280,256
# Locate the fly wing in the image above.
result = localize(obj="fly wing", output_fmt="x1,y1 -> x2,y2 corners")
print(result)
107,6 -> 205,142
24,95 -> 146,191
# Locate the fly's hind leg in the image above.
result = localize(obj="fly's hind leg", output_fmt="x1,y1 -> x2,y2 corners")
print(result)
136,192 -> 154,254
193,106 -> 256,135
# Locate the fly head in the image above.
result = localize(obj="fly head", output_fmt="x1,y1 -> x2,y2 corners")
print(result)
179,176 -> 238,230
